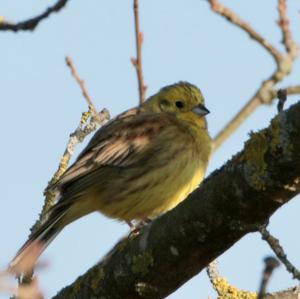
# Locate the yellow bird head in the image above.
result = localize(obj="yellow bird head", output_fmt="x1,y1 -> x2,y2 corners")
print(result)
143,82 -> 209,123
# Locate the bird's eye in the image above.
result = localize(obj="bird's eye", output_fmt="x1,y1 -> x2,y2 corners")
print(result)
175,101 -> 184,109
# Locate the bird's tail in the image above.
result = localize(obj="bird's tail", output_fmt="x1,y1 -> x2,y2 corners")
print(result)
9,207 -> 68,273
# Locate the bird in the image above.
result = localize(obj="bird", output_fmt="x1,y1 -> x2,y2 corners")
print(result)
11,81 -> 212,269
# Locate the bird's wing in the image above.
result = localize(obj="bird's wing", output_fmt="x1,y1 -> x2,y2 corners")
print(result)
57,108 -> 179,188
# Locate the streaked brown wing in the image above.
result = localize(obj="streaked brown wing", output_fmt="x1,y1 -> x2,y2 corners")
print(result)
57,108 -> 173,188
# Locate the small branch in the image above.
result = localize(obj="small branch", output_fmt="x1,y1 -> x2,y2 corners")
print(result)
208,258 -> 280,299
23,58 -> 110,286
285,85 -> 300,96
268,85 -> 300,103
132,0 -> 147,104
277,89 -> 287,112
277,0 -> 299,58
65,56 -> 97,113
31,107 -> 110,242
208,0 -> 283,65
258,257 -> 280,299
259,226 -> 300,281
208,277 -> 256,299
207,260 -> 256,299
0,0 -> 70,32
210,1 -> 299,151
35,57 -> 110,225
212,72 -> 280,151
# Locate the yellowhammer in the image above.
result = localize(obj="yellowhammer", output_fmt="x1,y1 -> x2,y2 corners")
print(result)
11,81 -> 212,267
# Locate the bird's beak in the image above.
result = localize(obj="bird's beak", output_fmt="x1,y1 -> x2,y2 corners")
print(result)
192,104 -> 210,116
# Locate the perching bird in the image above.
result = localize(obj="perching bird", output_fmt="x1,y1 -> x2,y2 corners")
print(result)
11,81 -> 212,268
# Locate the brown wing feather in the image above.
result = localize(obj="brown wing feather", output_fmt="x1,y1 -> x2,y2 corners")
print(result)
57,108 -> 173,189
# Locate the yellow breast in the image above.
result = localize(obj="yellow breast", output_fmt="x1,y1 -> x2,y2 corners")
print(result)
102,129 -> 211,221
90,117 -> 212,222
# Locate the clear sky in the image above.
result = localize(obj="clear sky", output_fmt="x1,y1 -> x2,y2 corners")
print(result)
1,1 -> 300,298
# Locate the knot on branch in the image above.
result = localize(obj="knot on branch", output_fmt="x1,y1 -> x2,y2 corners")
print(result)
257,83 -> 275,105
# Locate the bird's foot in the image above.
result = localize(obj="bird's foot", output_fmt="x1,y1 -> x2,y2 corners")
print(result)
127,218 -> 152,236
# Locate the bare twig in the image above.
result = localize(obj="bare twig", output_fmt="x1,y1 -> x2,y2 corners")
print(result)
210,0 -> 299,151
277,0 -> 298,58
257,257 -> 280,299
285,85 -> 300,96
33,54 -> 111,228
132,0 -> 147,104
208,0 -> 283,64
0,0 -> 70,32
271,85 -> 300,99
65,56 -> 97,113
40,108 -> 110,212
277,89 -> 287,112
23,58 -> 110,286
259,226 -> 300,281
213,70 -> 292,151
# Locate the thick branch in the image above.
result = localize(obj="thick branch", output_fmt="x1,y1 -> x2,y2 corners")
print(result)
53,101 -> 300,299
0,0 -> 70,32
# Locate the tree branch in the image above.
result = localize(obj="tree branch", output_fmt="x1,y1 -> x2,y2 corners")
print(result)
285,85 -> 300,96
277,0 -> 298,58
0,0 -> 70,32
212,69 -> 298,151
23,57 -> 110,288
259,226 -> 300,281
268,85 -> 300,103
65,56 -> 97,113
258,257 -> 280,299
131,0 -> 147,105
207,0 -> 283,65
53,101 -> 300,299
31,58 -> 110,235
207,257 -> 280,299
206,260 -> 256,299
208,0 -> 299,151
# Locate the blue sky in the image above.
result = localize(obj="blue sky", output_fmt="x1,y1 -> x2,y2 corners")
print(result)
0,1 -> 300,298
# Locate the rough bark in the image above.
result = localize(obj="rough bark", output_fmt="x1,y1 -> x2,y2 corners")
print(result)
266,286 -> 300,299
53,101 -> 300,299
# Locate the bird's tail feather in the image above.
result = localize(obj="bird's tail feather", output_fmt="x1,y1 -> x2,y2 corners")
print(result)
9,208 -> 67,272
